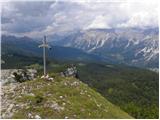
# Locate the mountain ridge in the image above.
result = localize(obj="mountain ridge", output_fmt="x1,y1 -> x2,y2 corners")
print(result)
54,28 -> 158,68
2,35 -> 115,69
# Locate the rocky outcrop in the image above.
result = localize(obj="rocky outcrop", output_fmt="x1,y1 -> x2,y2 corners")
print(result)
60,65 -> 79,78
1,69 -> 37,85
1,84 -> 20,118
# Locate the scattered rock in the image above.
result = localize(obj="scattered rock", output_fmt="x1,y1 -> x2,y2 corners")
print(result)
18,95 -> 22,98
35,115 -> 41,119
51,102 -> 64,112
7,104 -> 14,112
80,91 -> 84,95
47,93 -> 52,96
27,93 -> 35,96
41,75 -> 54,81
88,94 -> 91,97
46,74 -> 49,78
65,116 -> 69,119
59,96 -> 63,99
48,77 -> 54,81
15,104 -> 19,107
28,113 -> 34,119
73,114 -> 77,117
62,102 -> 66,106
60,65 -> 79,78
41,75 -> 45,79
64,82 -> 67,86
1,69 -> 37,85
104,109 -> 108,112
70,81 -> 79,87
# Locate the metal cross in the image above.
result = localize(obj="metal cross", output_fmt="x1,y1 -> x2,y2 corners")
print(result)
38,36 -> 51,77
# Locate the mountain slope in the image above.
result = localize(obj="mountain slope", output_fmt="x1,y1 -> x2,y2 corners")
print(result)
2,45 -> 158,119
1,74 -> 133,119
2,53 -> 43,69
2,35 -> 111,68
77,63 -> 159,118
55,28 -> 159,68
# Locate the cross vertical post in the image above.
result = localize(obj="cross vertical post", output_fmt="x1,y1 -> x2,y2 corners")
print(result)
43,36 -> 47,76
38,36 -> 51,77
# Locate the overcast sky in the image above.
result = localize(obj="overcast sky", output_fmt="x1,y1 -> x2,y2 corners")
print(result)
1,0 -> 159,38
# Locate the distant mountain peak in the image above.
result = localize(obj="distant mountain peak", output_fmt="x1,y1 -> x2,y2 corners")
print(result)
54,28 -> 159,68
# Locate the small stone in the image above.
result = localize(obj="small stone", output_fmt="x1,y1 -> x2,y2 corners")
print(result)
48,77 -> 54,81
97,104 -> 101,107
1,92 -> 4,96
7,104 -> 14,112
50,101 -> 64,112
65,116 -> 69,119
11,74 -> 15,78
88,94 -> 91,97
28,113 -> 33,118
80,90 -> 84,95
46,74 -> 49,78
15,104 -> 19,107
59,96 -> 63,99
64,82 -> 67,86
47,94 -> 52,96
71,81 -> 79,86
35,115 -> 41,119
104,109 -> 108,112
60,72 -> 65,77
62,102 -> 66,106
41,75 -> 45,79
28,93 -> 35,96
23,86 -> 26,89
26,106 -> 30,109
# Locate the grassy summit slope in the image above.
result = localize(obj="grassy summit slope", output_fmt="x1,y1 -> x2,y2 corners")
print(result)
3,73 -> 133,119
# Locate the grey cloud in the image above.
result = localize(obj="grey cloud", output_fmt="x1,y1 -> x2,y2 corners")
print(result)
1,1 -> 158,37
2,1 -> 55,33
11,1 -> 54,16
1,17 -> 13,24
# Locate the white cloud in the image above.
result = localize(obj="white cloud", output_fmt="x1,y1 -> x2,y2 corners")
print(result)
1,0 -> 159,38
117,12 -> 158,28
85,15 -> 111,29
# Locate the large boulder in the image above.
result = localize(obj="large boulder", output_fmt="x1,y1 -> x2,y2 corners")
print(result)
1,69 -> 37,85
60,65 -> 78,78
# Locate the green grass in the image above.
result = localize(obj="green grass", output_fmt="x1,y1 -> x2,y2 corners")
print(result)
12,73 -> 133,119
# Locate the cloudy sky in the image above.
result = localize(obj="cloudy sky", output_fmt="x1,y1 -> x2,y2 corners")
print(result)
1,0 -> 159,38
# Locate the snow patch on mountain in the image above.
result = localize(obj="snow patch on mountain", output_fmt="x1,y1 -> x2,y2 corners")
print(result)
54,28 -> 159,68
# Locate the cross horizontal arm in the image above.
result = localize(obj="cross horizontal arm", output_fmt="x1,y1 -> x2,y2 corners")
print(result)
38,44 -> 51,48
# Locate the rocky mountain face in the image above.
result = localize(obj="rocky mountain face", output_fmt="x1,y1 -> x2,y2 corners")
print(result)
3,27 -> 158,69
55,28 -> 159,68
